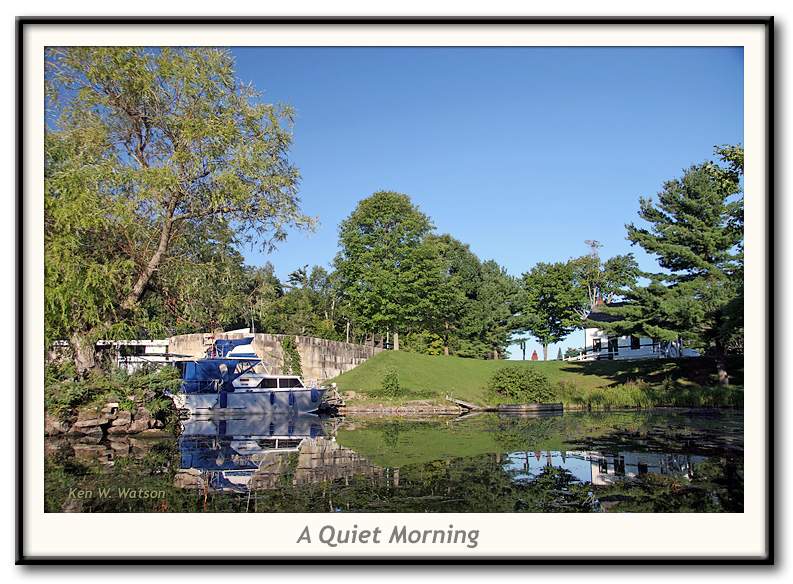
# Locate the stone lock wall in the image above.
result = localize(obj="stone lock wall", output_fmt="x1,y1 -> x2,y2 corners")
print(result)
167,332 -> 383,383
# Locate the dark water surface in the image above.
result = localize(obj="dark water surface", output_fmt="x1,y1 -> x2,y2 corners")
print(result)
45,409 -> 743,513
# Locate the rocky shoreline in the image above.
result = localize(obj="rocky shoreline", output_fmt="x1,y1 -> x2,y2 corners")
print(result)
45,402 -> 170,438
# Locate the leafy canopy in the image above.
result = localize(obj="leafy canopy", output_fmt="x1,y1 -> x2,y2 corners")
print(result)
334,191 -> 434,335
45,47 -> 312,352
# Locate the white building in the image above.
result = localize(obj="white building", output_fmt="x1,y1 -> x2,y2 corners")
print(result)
570,302 -> 699,362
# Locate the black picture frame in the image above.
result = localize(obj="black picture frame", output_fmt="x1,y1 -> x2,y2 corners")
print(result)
16,15 -> 775,565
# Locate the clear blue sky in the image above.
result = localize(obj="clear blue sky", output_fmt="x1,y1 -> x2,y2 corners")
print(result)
231,47 -> 744,359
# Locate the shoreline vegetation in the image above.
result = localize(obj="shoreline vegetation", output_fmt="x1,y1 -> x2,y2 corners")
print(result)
44,350 -> 742,439
331,351 -> 743,412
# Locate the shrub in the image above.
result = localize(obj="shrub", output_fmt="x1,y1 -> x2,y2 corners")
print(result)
402,331 -> 445,355
379,367 -> 402,399
280,336 -> 303,377
487,366 -> 556,403
44,366 -> 182,420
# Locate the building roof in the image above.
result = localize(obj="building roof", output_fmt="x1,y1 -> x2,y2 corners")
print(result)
586,302 -> 627,325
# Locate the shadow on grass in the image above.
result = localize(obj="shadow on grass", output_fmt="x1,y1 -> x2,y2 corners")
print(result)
559,356 -> 744,388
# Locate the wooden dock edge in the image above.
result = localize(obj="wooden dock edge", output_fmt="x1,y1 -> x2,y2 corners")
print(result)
445,395 -> 564,413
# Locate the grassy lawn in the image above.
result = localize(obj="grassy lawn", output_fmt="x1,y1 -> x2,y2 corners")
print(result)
330,350 -> 743,407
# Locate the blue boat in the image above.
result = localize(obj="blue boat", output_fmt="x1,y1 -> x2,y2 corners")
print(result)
171,339 -> 327,415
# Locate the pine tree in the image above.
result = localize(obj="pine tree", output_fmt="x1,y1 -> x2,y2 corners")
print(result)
612,145 -> 743,385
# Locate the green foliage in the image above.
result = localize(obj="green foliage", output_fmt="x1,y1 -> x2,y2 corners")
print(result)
45,366 -> 182,420
610,145 -> 744,382
334,191 -> 435,338
280,336 -> 303,377
45,47 -> 311,367
333,193 -> 518,358
519,261 -> 581,358
379,367 -> 402,399
331,350 -> 744,407
402,331 -> 445,355
569,241 -> 639,315
462,260 -> 520,359
487,366 -> 557,403
554,379 -> 743,409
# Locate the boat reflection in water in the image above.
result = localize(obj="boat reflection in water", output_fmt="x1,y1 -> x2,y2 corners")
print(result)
175,414 -> 375,493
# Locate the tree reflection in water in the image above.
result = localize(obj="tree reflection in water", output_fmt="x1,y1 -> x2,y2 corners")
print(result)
44,410 -> 743,513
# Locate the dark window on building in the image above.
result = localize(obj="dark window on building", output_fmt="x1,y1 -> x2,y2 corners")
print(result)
631,335 -> 641,350
638,462 -> 649,476
614,456 -> 626,476
593,338 -> 602,352
598,458 -> 609,474
608,337 -> 619,354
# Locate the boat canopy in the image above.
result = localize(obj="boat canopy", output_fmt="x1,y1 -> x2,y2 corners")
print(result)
178,357 -> 259,393
212,338 -> 257,358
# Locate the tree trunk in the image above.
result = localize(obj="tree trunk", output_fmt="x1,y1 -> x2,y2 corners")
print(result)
393,331 -> 399,351
122,204 -> 175,310
492,348 -> 499,360
443,321 -> 449,356
70,331 -> 97,376
715,342 -> 730,386
542,344 -> 548,361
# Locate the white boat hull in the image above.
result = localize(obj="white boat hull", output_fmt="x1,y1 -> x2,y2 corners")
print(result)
172,388 -> 326,415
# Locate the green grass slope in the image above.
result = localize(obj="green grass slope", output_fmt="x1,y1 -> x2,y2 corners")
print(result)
330,350 -> 743,406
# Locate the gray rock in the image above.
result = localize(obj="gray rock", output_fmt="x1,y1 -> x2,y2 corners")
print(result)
111,410 -> 132,426
107,424 -> 131,435
127,418 -> 149,433
44,413 -> 72,436
174,469 -> 204,489
73,417 -> 107,429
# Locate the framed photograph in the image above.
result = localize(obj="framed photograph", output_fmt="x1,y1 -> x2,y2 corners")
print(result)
18,17 -> 773,564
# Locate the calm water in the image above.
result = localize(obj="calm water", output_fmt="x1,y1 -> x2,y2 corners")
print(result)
45,409 -> 743,513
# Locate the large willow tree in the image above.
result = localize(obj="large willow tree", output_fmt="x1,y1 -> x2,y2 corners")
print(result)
45,48 -> 312,372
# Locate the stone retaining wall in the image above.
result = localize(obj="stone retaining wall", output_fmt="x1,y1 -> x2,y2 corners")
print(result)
168,333 -> 383,383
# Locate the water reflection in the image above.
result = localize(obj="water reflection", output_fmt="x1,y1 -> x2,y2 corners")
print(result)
44,410 -> 743,513
504,450 -> 703,485
175,415 -> 381,494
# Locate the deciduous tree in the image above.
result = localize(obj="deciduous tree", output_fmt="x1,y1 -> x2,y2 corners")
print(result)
519,262 -> 580,360
45,47 -> 312,372
333,191 -> 434,350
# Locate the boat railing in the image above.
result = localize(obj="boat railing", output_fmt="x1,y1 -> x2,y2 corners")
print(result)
182,379 -> 223,393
